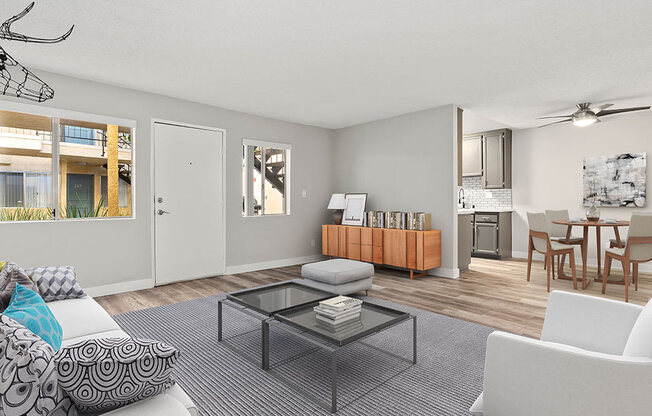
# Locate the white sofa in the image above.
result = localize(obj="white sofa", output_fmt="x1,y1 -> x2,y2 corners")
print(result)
48,296 -> 197,416
471,290 -> 652,416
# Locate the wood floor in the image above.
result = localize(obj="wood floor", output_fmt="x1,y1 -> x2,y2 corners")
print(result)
96,257 -> 652,339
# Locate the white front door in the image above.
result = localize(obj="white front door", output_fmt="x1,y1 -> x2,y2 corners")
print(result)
154,122 -> 224,285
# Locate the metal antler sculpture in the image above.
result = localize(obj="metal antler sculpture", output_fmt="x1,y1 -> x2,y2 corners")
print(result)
0,2 -> 73,102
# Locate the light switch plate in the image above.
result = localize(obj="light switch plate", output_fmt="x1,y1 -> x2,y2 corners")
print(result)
301,190 -> 307,198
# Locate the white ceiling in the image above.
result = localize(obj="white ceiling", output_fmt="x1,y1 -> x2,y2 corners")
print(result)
4,0 -> 652,129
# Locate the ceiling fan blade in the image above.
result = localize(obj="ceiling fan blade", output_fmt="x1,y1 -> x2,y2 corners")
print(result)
596,106 -> 651,117
590,103 -> 613,113
538,118 -> 572,128
536,114 -> 573,119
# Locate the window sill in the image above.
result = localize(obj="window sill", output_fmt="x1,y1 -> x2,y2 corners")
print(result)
0,216 -> 136,225
242,213 -> 290,218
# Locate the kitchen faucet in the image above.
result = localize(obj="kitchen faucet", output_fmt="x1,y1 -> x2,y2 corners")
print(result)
458,187 -> 466,208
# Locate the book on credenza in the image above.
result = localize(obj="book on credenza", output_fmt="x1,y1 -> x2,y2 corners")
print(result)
318,296 -> 362,312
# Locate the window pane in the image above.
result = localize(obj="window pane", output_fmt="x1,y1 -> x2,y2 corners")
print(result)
59,120 -> 133,218
63,125 -> 95,145
0,110 -> 53,221
243,144 -> 263,216
25,173 -> 52,208
264,148 -> 285,214
100,176 -> 130,208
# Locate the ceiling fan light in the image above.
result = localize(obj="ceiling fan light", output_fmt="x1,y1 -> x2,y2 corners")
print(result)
573,113 -> 598,127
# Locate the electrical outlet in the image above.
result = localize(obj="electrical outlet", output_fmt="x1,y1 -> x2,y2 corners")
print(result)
301,189 -> 307,198
310,239 -> 316,247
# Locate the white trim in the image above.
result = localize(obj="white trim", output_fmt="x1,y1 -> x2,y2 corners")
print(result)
225,254 -> 325,275
242,138 -> 292,150
511,250 -> 652,273
429,266 -> 460,279
85,278 -> 153,298
0,100 -> 137,129
150,118 -> 227,287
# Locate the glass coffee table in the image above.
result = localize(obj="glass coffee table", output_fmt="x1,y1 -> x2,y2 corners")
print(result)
218,281 -> 417,413
218,281 -> 335,369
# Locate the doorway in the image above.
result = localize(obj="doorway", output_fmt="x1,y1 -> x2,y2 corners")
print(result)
153,121 -> 225,285
66,174 -> 94,213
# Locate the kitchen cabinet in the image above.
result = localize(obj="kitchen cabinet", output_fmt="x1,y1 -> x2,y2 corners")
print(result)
472,211 -> 512,259
322,225 -> 441,279
483,129 -> 512,189
462,135 -> 483,177
462,129 -> 512,189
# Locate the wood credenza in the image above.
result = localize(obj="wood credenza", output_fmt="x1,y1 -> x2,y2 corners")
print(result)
321,225 -> 441,279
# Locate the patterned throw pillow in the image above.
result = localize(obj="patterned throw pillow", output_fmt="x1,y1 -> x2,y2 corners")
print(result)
0,261 -> 38,311
3,284 -> 63,351
55,338 -> 180,413
0,315 -> 76,416
24,266 -> 85,302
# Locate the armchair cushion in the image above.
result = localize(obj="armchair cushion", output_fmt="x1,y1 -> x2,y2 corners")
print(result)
624,298 -> 652,358
541,291 -> 642,355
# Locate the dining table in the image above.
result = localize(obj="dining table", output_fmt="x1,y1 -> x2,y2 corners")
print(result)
551,219 -> 630,289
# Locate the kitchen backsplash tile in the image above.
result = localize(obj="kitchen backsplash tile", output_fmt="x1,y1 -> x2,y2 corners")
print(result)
460,176 -> 512,210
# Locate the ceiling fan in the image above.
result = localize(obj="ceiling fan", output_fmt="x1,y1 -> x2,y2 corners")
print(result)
537,102 -> 651,127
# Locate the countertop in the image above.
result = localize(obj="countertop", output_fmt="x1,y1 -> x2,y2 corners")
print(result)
457,208 -> 513,215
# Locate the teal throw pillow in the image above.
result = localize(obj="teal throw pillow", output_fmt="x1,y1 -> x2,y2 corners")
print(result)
3,284 -> 63,350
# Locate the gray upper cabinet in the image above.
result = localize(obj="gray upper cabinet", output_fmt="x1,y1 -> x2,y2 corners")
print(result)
462,129 -> 512,189
462,135 -> 483,177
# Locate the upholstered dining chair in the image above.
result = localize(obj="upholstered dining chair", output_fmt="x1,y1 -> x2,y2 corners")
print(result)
527,212 -> 578,292
602,214 -> 652,302
545,209 -> 584,278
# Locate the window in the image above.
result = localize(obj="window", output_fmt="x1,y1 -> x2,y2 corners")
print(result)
242,139 -> 291,216
0,108 -> 135,221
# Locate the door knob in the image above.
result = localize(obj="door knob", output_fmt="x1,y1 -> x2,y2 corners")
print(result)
157,209 -> 170,215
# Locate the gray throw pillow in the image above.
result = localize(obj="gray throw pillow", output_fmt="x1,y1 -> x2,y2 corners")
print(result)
0,315 -> 77,416
24,266 -> 85,302
55,337 -> 179,413
0,261 -> 38,311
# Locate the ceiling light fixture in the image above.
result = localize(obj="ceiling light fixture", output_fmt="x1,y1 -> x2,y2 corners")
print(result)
572,111 -> 598,127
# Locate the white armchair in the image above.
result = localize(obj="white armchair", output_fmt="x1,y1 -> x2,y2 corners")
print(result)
470,291 -> 652,416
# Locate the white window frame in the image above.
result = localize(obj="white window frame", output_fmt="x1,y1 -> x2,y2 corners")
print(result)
242,138 -> 291,217
0,100 -> 137,223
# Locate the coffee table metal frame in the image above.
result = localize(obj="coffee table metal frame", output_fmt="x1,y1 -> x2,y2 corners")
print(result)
217,282 -> 417,413
270,306 -> 416,413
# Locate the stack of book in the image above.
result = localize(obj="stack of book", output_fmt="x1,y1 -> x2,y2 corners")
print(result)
314,296 -> 363,328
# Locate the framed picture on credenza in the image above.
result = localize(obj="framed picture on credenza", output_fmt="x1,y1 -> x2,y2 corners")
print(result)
342,193 -> 367,226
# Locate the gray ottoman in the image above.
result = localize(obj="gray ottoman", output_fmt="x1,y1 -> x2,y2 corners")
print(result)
301,259 -> 374,295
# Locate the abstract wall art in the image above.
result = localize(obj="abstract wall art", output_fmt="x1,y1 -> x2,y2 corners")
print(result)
583,153 -> 646,207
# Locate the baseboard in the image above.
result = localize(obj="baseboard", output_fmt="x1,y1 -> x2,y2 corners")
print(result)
429,267 -> 460,279
225,254 -> 326,275
512,251 -> 652,273
85,278 -> 154,298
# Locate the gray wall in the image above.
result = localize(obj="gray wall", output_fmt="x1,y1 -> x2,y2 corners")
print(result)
512,111 -> 652,271
0,71 -> 332,292
332,105 -> 459,276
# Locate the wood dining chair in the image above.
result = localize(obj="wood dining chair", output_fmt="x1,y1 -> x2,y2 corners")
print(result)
527,212 -> 578,292
545,209 -> 584,278
602,214 -> 652,302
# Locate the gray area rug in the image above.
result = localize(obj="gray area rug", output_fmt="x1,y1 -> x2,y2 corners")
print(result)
113,290 -> 493,415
